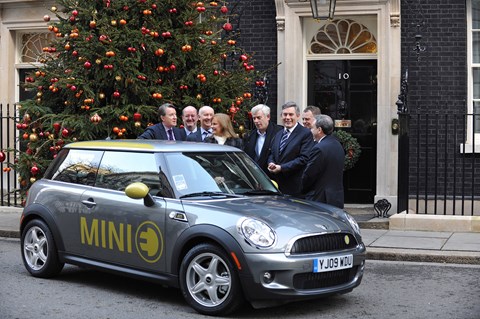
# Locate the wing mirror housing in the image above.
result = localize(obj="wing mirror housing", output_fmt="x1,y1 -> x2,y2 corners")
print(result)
125,182 -> 155,207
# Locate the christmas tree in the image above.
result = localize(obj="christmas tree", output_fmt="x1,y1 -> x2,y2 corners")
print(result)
13,0 -> 266,199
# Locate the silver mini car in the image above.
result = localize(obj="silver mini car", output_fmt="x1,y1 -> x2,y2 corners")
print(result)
20,140 -> 365,316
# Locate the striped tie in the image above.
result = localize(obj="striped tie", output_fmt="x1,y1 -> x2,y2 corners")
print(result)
167,129 -> 174,140
279,129 -> 289,153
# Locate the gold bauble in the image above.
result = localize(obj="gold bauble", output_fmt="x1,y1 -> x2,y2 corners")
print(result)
96,59 -> 102,64
36,92 -> 43,97
115,75 -> 122,81
30,177 -> 37,184
36,98 -> 42,104
29,133 -> 38,142
51,6 -> 57,12
99,93 -> 105,99
239,125 -> 245,132
111,20 -> 117,26
134,121 -> 142,128
196,94 -> 202,100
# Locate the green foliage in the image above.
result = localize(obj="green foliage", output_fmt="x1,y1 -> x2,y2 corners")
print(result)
333,130 -> 362,171
14,0 -> 265,198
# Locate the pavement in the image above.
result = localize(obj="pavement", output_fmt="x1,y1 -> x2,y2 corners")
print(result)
1,205 -> 480,265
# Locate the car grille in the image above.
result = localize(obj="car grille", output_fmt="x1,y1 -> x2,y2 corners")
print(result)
293,266 -> 358,290
289,233 -> 357,255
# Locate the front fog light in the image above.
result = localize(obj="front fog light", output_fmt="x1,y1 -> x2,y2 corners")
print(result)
263,271 -> 275,284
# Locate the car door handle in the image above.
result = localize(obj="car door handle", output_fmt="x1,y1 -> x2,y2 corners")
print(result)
81,199 -> 96,208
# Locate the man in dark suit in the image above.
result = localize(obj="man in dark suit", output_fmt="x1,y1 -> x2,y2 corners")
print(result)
181,105 -> 199,138
244,104 -> 282,175
138,103 -> 185,140
267,101 -> 314,197
302,114 -> 345,208
186,105 -> 214,142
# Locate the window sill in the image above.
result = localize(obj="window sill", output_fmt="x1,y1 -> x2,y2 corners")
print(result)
460,143 -> 480,153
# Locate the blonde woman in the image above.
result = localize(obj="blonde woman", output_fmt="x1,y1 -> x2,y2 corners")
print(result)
204,113 -> 244,149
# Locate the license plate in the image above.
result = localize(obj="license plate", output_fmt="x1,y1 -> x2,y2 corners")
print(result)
313,254 -> 353,273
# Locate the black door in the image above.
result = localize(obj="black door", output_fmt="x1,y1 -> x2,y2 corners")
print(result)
308,60 -> 377,203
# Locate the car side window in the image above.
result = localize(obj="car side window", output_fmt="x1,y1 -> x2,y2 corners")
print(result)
95,151 -> 161,194
48,149 -> 102,186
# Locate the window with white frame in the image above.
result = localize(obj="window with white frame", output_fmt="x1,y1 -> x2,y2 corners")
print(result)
470,0 -> 480,134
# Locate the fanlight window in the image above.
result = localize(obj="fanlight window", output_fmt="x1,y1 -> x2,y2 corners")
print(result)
19,33 -> 56,64
309,19 -> 377,54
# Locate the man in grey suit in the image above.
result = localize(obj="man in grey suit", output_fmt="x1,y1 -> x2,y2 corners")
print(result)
243,104 -> 282,176
301,114 -> 345,208
267,101 -> 314,197
186,105 -> 214,142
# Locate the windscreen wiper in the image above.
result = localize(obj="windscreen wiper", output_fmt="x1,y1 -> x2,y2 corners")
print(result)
179,191 -> 241,199
241,190 -> 282,196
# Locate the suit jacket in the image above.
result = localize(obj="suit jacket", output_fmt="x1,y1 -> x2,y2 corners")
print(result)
268,124 -> 314,197
186,129 -> 209,142
137,123 -> 185,140
301,134 -> 345,208
204,135 -> 244,150
243,122 -> 282,175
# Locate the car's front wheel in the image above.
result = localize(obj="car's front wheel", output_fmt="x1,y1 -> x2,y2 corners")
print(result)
21,219 -> 64,278
179,243 -> 244,316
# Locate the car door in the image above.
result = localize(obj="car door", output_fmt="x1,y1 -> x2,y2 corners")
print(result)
44,148 -> 103,255
79,150 -> 168,272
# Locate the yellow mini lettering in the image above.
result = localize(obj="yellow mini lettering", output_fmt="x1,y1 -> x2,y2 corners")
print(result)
108,221 -> 124,251
101,220 -> 106,248
80,217 -> 99,247
127,224 -> 132,253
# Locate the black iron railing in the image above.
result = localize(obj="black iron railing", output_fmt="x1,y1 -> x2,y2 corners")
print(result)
406,111 -> 480,215
0,103 -> 20,207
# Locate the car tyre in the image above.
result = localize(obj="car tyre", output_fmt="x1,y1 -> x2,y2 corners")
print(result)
21,219 -> 64,278
179,243 -> 244,316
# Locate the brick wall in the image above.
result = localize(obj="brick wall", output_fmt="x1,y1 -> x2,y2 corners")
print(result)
235,0 -> 278,123
401,0 -> 480,200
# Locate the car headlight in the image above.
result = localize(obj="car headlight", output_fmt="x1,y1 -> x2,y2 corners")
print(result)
345,213 -> 361,235
237,217 -> 277,249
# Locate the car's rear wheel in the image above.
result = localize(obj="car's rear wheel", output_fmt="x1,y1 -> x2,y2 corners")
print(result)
21,219 -> 64,278
179,243 -> 244,316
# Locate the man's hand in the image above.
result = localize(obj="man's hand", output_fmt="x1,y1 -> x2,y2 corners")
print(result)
268,162 -> 281,174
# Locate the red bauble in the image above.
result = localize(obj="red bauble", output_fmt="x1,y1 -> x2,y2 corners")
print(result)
0,151 -> 6,163
62,128 -> 69,138
222,23 -> 233,32
220,6 -> 228,14
133,112 -> 142,121
30,166 -> 40,176
53,122 -> 61,132
113,90 -> 121,99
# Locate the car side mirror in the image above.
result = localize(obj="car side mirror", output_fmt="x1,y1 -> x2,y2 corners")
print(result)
271,180 -> 279,189
125,182 -> 155,207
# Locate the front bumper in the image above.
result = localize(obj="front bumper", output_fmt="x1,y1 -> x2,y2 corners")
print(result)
238,244 -> 366,304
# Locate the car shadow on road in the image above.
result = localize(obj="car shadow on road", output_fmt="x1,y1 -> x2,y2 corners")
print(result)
52,265 -> 354,318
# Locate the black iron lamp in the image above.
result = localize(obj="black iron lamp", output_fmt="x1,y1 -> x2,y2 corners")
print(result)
309,0 -> 336,20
